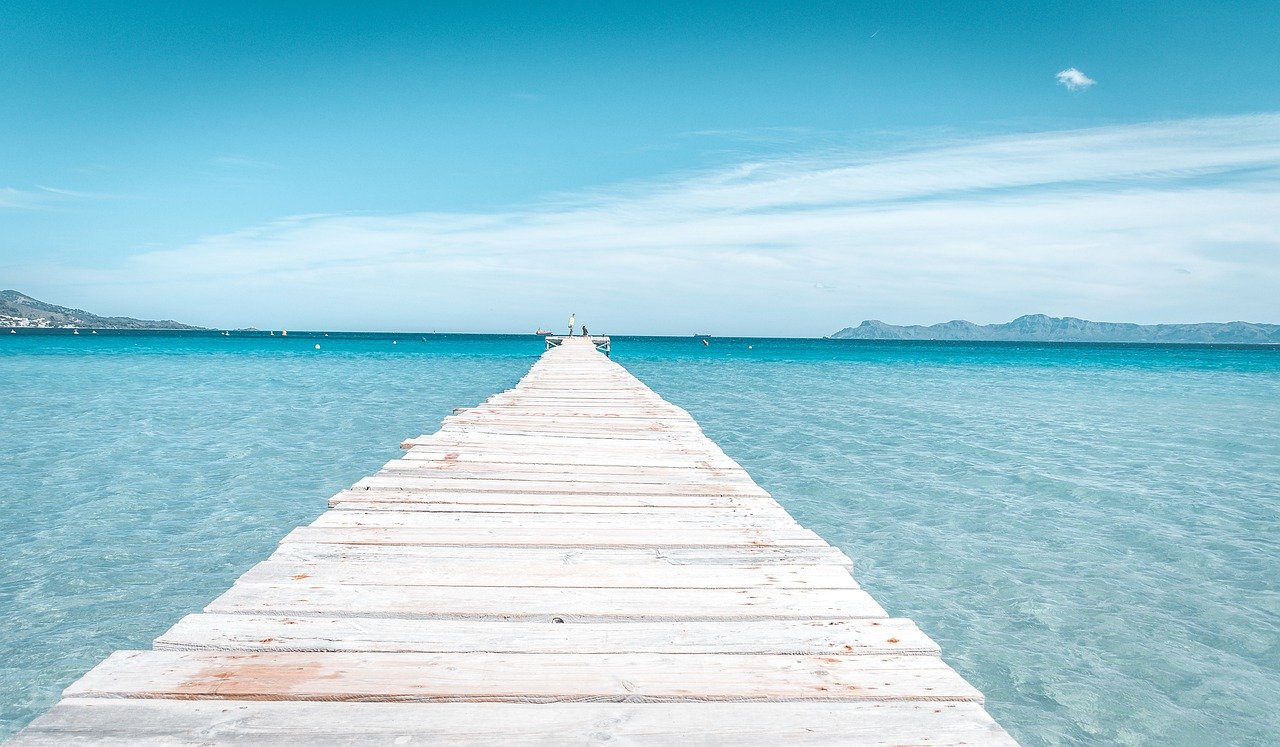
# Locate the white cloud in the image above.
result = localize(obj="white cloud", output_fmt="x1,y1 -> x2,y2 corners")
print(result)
20,114 -> 1280,334
0,187 -> 40,209
1056,67 -> 1097,91
1,185 -> 124,209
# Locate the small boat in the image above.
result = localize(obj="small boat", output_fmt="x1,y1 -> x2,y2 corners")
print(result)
535,329 -> 552,336
72,329 -> 80,335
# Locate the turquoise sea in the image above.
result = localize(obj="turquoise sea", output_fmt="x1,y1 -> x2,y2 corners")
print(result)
1,332 -> 1277,744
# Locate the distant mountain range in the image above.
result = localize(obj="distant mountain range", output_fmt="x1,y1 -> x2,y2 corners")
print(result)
0,290 -> 203,330
831,314 -> 1280,344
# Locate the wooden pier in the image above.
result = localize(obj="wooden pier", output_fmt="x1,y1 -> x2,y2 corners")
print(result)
16,336 -> 1014,744
545,334 -> 610,356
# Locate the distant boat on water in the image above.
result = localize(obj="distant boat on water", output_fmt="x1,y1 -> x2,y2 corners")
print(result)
535,329 -> 551,336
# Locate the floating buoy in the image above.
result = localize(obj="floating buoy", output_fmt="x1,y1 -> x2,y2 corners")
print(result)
91,330 -> 97,335
314,343 -> 320,350
324,333 -> 329,337
748,345 -> 753,349
392,340 -> 397,345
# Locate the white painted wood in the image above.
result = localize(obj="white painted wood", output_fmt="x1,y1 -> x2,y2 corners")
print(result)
386,459 -> 747,477
268,542 -> 856,568
369,470 -> 760,489
379,462 -> 757,484
235,558 -> 857,589
308,509 -> 800,531
155,615 -> 935,655
63,650 -> 984,703
280,525 -> 827,548
13,699 -> 1016,745
354,474 -> 770,497
401,441 -> 740,466
329,489 -> 773,509
328,498 -> 790,517
400,450 -> 740,470
205,582 -> 888,621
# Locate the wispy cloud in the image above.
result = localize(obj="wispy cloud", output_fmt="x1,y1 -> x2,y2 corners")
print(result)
1,185 -> 123,209
0,187 -> 41,209
23,114 -> 1280,333
1056,67 -> 1097,91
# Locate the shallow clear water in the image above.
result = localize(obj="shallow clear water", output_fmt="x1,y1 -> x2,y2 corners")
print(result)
2,332 -> 1278,744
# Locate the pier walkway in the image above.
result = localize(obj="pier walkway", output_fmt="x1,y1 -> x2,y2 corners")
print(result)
16,336 -> 1014,744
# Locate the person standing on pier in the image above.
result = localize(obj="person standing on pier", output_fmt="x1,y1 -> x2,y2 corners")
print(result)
568,313 -> 576,336
582,325 -> 589,338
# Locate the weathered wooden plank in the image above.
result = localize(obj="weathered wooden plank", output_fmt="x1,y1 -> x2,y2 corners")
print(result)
235,558 -> 857,589
329,489 -> 773,509
456,410 -> 693,419
370,470 -> 760,489
379,462 -> 757,484
63,650 -> 984,703
268,542 -> 855,568
436,428 -> 705,442
401,441 -> 739,466
155,615 -> 935,655
413,436 -> 720,448
280,525 -> 827,548
13,700 -> 1015,746
328,498 -> 789,517
399,441 -> 736,460
205,582 -> 888,621
399,450 -> 740,470
308,509 -> 801,531
387,459 -> 746,477
354,474 -> 770,497
444,415 -> 703,427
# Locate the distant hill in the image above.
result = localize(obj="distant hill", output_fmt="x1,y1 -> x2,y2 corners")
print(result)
831,314 -> 1280,344
0,290 -> 203,330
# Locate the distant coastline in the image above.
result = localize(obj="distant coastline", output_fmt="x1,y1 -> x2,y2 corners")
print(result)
0,290 -> 202,330
831,314 -> 1280,344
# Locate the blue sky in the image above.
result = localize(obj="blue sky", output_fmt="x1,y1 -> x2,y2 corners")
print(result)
2,1 -> 1278,334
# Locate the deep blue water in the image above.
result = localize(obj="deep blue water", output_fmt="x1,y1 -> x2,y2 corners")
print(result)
1,332 -> 1277,744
